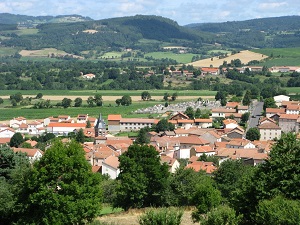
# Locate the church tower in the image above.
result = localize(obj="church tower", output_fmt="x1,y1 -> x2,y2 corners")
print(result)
94,113 -> 106,137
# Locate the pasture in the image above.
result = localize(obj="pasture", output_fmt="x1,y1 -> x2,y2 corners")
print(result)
189,50 -> 268,67
0,47 -> 17,56
145,52 -> 201,64
19,48 -> 69,57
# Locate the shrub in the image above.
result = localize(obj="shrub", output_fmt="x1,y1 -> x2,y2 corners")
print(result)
138,208 -> 183,225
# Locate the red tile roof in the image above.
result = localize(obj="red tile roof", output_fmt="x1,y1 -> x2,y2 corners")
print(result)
108,114 -> 122,121
47,123 -> 86,128
186,161 -> 216,174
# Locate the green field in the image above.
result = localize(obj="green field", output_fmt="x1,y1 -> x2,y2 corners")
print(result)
15,28 -> 39,36
0,101 -> 163,121
0,90 -> 216,97
101,51 -> 123,58
145,52 -> 201,64
252,47 -> 300,57
284,87 -> 300,94
0,47 -> 17,56
20,57 -> 61,62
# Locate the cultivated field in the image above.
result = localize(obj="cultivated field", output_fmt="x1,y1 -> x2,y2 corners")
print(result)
145,52 -> 201,64
19,48 -> 83,59
189,50 -> 268,67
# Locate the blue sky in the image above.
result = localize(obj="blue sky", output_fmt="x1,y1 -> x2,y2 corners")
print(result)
0,0 -> 299,25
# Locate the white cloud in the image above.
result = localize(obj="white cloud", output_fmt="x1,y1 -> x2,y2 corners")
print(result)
259,2 -> 288,9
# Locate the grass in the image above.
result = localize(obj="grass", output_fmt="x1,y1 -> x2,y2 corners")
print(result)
0,101 -> 163,121
0,47 -> 17,56
145,52 -> 201,64
20,57 -> 61,62
101,52 -> 123,59
252,47 -> 300,57
99,206 -> 123,216
16,28 -> 39,36
258,58 -> 300,67
0,90 -> 216,97
284,87 -> 300,94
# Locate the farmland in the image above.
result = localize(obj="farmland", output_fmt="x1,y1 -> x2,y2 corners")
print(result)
145,52 -> 201,64
189,50 -> 268,67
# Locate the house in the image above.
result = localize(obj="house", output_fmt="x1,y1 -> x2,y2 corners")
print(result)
226,128 -> 244,139
266,108 -> 286,118
190,145 -> 215,157
82,73 -> 96,79
237,105 -> 249,114
0,127 -> 15,138
10,117 -> 26,129
13,147 -> 43,163
226,139 -> 255,149
26,120 -> 44,135
160,155 -> 180,173
215,148 -> 267,166
194,118 -> 213,128
278,114 -> 299,133
186,161 -> 217,174
46,123 -> 86,135
223,119 -> 238,129
226,102 -> 239,109
273,95 -> 290,107
101,155 -> 120,179
212,108 -> 236,118
201,67 -> 220,76
258,122 -> 281,141
77,114 -> 89,123
176,119 -> 194,129
286,105 -> 300,115
169,112 -> 189,120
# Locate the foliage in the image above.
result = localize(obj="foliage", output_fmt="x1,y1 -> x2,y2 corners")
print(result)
184,106 -> 194,119
74,97 -> 83,107
200,205 -> 242,225
36,93 -> 43,99
246,127 -> 260,141
15,140 -> 102,224
9,133 -> 24,147
94,94 -> 103,106
61,97 -> 72,108
191,177 -> 222,222
242,90 -> 251,106
135,127 -> 150,144
75,129 -> 85,143
171,92 -> 178,101
141,91 -> 151,101
255,195 -> 300,225
138,208 -> 183,225
115,144 -> 169,210
10,92 -> 23,103
120,95 -> 132,106
155,119 -> 175,132
198,154 -> 219,166
263,97 -> 277,110
241,112 -> 250,124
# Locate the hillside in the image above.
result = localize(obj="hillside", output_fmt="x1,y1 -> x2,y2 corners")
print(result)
186,16 -> 300,48
0,13 -> 93,27
0,15 -> 213,54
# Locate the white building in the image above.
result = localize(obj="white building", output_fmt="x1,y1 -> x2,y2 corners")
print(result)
101,155 -> 120,179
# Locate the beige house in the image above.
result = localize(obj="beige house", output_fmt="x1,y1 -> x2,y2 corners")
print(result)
258,122 -> 281,141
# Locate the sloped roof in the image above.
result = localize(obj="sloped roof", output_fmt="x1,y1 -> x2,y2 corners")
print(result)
107,114 -> 122,121
186,161 -> 216,174
12,148 -> 43,157
103,155 -> 119,169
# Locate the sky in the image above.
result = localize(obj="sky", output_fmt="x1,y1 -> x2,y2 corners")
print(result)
0,0 -> 299,25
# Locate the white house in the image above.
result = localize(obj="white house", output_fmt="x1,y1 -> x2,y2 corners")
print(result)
194,119 -> 213,128
212,109 -> 236,118
258,122 -> 281,141
223,119 -> 238,129
101,155 -> 120,179
190,145 -> 215,157
13,147 -> 43,163
160,155 -> 180,173
274,95 -> 290,107
46,123 -> 86,135
10,117 -> 26,129
0,128 -> 15,138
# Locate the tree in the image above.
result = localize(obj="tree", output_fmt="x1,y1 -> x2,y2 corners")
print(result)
115,144 -> 169,210
75,129 -> 85,143
115,98 -> 121,106
9,133 -> 23,147
185,106 -> 194,119
255,195 -> 300,225
10,92 -> 23,103
87,96 -> 95,107
36,93 -> 43,99
163,92 -> 170,101
246,127 -> 260,141
141,91 -> 151,101
241,112 -> 250,124
16,140 -> 102,224
242,90 -> 251,106
94,94 -> 103,106
155,119 -> 175,132
135,127 -> 150,144
11,99 -> 17,107
86,120 -> 91,128
263,97 -> 277,110
192,177 -> 222,222
171,92 -> 178,101
61,98 -> 72,108
0,98 -> 4,104
120,95 -> 132,106
195,108 -> 201,119
74,97 -> 83,107
200,205 -> 242,225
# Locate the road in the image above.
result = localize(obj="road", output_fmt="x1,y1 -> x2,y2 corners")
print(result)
248,101 -> 264,129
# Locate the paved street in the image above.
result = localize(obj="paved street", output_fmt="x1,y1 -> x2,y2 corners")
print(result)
248,101 -> 264,129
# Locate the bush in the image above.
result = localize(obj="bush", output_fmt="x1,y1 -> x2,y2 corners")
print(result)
138,208 -> 183,225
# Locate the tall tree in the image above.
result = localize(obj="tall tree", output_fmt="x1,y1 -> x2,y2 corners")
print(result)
61,98 -> 72,108
155,119 -> 175,132
9,133 -> 24,147
141,91 -> 151,101
246,127 -> 260,141
242,90 -> 252,106
15,140 -> 102,224
263,97 -> 277,110
115,144 -> 169,210
185,106 -> 195,119
74,97 -> 83,107
120,95 -> 132,106
94,94 -> 103,106
75,129 -> 85,143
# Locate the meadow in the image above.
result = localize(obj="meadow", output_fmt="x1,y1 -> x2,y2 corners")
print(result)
145,52 -> 201,64
0,47 -> 17,56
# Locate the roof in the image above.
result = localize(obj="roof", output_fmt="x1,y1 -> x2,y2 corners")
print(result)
58,115 -> 70,119
266,108 -> 286,114
19,123 -> 28,128
192,145 -> 214,153
107,114 -> 122,121
0,138 -> 11,144
223,119 -> 238,125
177,119 -> 194,123
92,166 -> 101,173
174,136 -> 210,145
186,161 -> 216,174
161,155 -> 177,166
226,102 -> 239,108
194,118 -> 213,123
216,148 -> 268,160
258,123 -> 281,130
279,114 -> 299,120
212,108 -> 236,113
237,105 -> 249,110
120,118 -> 156,123
201,67 -> 219,72
227,139 -> 252,147
12,147 -> 43,157
47,123 -> 86,128
103,155 -> 119,169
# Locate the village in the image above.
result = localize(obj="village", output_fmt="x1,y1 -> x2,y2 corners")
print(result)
3,93 -> 298,180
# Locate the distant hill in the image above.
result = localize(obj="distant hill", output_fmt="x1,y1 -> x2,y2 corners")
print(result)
0,13 -> 93,27
0,15 -> 213,54
186,16 -> 300,48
